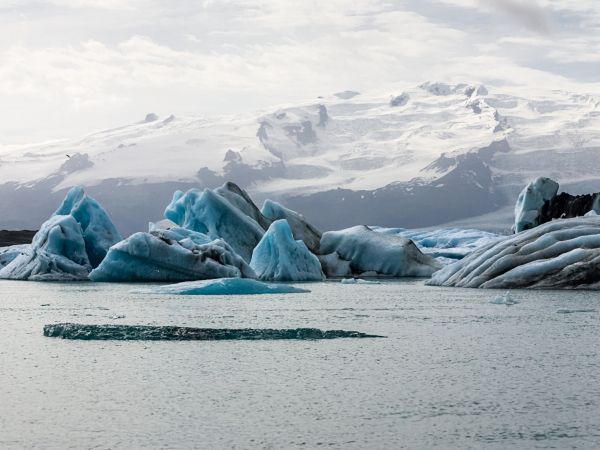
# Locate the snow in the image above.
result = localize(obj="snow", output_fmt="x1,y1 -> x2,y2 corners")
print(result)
514,177 -> 559,233
164,187 -> 265,262
261,199 -> 321,254
0,215 -> 91,281
54,186 -> 122,267
132,278 -> 310,295
320,225 -> 441,278
250,219 -> 324,282
90,228 -> 254,282
428,216 -> 600,289
371,226 -> 501,261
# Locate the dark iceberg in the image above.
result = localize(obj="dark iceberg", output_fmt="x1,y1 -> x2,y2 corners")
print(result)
44,323 -> 384,340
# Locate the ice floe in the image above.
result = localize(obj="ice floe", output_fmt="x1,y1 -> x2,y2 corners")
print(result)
131,278 -> 309,295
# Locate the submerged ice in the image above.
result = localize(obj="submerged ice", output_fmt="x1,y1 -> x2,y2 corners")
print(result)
132,278 -> 309,295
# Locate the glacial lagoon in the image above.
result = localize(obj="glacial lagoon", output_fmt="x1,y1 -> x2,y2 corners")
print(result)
1,280 -> 600,449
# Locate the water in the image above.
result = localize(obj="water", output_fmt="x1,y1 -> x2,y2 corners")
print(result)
1,280 -> 600,449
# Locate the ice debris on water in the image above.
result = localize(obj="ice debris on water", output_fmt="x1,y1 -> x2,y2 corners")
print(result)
43,323 -> 384,340
489,291 -> 519,305
340,278 -> 381,284
131,278 -> 310,295
556,308 -> 597,314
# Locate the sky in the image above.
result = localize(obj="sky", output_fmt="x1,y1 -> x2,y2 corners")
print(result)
1,0 -> 599,143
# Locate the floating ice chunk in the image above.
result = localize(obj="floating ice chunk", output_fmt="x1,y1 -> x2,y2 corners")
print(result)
54,186 -> 122,267
320,225 -> 441,278
44,323 -> 383,340
215,182 -> 272,230
90,229 -> 254,282
261,200 -> 321,254
489,292 -> 519,305
318,252 -> 352,277
0,215 -> 91,281
428,216 -> 600,289
250,219 -> 324,281
514,177 -> 559,233
340,278 -> 380,284
556,308 -> 596,314
133,278 -> 309,295
164,187 -> 264,262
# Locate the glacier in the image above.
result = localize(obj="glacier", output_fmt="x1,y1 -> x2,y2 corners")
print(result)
261,200 -> 321,254
514,177 -> 559,233
132,278 -> 310,295
90,227 -> 254,282
0,215 -> 91,281
164,186 -> 265,262
319,225 -> 441,278
250,219 -> 324,281
428,216 -> 600,289
54,186 -> 122,267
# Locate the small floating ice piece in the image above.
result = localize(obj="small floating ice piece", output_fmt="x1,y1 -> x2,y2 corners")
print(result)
340,278 -> 381,284
556,308 -> 596,314
43,323 -> 384,340
489,291 -> 519,305
132,278 -> 310,295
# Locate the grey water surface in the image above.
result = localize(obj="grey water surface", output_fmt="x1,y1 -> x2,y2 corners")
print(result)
1,280 -> 600,449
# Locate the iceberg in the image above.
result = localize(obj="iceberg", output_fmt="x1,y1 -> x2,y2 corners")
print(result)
0,215 -> 91,281
0,244 -> 29,268
250,219 -> 324,281
489,292 -> 519,305
215,182 -> 272,230
132,278 -> 309,295
90,228 -> 254,282
320,225 -> 441,278
514,177 -> 559,233
164,186 -> 265,262
428,216 -> 600,289
44,323 -> 383,340
340,278 -> 380,284
372,226 -> 501,261
261,199 -> 321,254
54,186 -> 122,267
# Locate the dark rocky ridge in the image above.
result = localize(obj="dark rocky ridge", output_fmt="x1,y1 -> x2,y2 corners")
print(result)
0,230 -> 36,246
540,192 -> 600,222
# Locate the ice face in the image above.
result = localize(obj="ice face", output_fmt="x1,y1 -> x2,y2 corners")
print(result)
428,216 -> 600,289
261,199 -> 322,254
132,278 -> 310,295
0,244 -> 29,268
250,219 -> 324,281
90,229 -> 254,282
215,182 -> 272,230
320,225 -> 441,278
514,177 -> 559,233
0,215 -> 91,281
44,323 -> 383,340
54,186 -> 122,267
164,187 -> 265,262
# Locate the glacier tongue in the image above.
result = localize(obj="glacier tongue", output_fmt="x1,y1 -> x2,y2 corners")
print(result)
250,219 -> 324,281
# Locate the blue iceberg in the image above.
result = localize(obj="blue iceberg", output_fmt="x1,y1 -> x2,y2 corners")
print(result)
261,199 -> 321,254
54,186 -> 122,267
320,225 -> 441,278
164,187 -> 265,262
132,278 -> 310,295
90,227 -> 254,282
0,244 -> 29,268
0,215 -> 92,281
514,177 -> 559,233
250,219 -> 324,281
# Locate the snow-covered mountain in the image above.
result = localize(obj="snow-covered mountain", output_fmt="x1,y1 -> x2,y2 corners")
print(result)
2,81 -> 600,235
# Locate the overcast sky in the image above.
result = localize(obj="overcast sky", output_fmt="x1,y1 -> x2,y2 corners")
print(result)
1,0 -> 599,143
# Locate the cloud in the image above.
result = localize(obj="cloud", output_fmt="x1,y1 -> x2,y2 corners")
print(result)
480,0 -> 550,34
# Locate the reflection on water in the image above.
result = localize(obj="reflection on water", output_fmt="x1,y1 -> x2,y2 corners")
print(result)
1,280 -> 599,449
